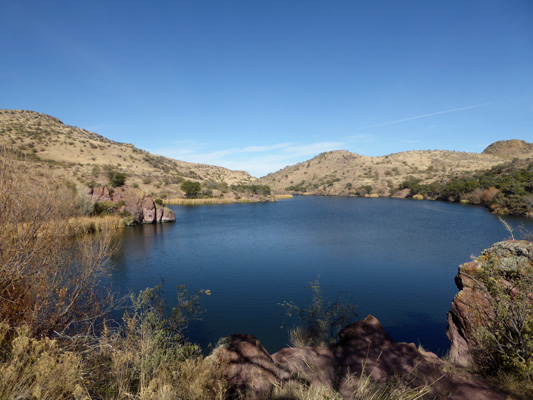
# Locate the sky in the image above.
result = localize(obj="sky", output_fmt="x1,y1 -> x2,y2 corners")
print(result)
1,1 -> 532,177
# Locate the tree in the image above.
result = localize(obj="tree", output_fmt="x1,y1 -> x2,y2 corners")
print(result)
181,180 -> 201,198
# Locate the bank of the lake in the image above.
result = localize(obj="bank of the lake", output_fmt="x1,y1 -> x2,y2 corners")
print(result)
110,196 -> 533,355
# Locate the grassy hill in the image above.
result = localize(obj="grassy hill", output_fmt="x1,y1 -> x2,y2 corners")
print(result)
0,109 -> 257,200
258,149 -> 508,197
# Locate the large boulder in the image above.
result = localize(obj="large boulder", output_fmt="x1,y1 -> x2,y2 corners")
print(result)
214,315 -> 511,399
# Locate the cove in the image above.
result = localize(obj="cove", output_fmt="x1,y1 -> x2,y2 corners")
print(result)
110,196 -> 533,355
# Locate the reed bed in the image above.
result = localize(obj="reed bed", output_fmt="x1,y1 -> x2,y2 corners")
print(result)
165,198 -> 241,205
67,215 -> 125,235
274,194 -> 294,200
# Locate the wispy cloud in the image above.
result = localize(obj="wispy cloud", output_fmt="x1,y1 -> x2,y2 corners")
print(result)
153,140 -> 345,177
356,103 -> 493,130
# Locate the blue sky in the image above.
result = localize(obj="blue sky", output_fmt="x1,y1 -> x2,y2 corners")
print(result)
1,1 -> 532,177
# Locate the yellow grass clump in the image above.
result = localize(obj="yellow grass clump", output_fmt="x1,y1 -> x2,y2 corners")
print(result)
165,197 -> 248,205
67,215 -> 125,236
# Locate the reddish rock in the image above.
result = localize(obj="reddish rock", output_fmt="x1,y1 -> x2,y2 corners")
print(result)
215,315 -> 512,399
141,197 -> 156,224
447,240 -> 533,366
90,186 -> 112,202
89,186 -> 175,224
161,206 -> 176,223
213,334 -> 280,397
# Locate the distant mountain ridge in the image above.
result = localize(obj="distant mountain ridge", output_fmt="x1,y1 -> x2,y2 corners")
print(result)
1,109 -> 530,202
258,147 -> 515,197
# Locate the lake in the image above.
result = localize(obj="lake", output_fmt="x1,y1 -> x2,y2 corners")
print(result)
110,196 -> 533,355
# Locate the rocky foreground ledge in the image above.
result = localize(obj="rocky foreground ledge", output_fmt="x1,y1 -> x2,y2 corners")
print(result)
212,240 -> 533,399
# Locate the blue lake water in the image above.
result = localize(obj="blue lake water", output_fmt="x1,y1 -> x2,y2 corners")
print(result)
110,196 -> 533,355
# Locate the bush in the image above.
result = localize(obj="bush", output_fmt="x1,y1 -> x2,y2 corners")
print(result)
280,277 -> 357,347
107,170 -> 126,187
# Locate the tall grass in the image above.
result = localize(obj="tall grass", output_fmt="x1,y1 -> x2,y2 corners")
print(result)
165,197 -> 245,205
68,215 -> 125,235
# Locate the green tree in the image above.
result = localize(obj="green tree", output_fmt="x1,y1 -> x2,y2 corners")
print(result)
181,180 -> 201,198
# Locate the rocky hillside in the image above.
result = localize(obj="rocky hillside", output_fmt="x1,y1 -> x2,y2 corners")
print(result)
0,109 -> 255,199
258,149 -> 507,196
482,139 -> 533,159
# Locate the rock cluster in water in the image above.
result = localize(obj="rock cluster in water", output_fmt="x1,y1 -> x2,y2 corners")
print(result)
90,186 -> 175,224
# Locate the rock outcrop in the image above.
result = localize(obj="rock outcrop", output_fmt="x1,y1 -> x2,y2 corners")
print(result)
214,315 -> 511,399
90,186 -> 175,224
447,240 -> 533,366
212,241 -> 533,399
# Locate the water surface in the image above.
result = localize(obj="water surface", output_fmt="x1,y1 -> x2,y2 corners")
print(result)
111,197 -> 533,355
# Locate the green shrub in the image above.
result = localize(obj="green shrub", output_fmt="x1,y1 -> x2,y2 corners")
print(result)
107,170 -> 126,187
471,248 -> 533,393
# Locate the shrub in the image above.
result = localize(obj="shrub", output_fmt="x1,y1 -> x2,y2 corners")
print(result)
0,323 -> 85,399
107,170 -> 126,187
280,277 -> 357,347
471,245 -> 533,394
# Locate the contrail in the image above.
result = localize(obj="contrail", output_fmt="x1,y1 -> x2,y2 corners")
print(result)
357,103 -> 492,130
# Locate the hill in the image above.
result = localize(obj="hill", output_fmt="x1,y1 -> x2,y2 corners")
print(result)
482,139 -> 533,159
0,109 -> 258,200
258,149 -> 508,197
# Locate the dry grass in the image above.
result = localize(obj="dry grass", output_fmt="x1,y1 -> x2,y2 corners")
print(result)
0,148 -> 120,336
165,198 -> 238,205
0,323 -> 87,400
0,320 -> 228,400
270,359 -> 432,400
274,194 -> 294,200
259,149 -> 507,196
68,215 -> 125,235
165,197 -> 267,205
0,109 -> 255,200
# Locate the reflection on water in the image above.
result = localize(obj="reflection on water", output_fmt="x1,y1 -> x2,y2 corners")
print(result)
110,197 -> 533,355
